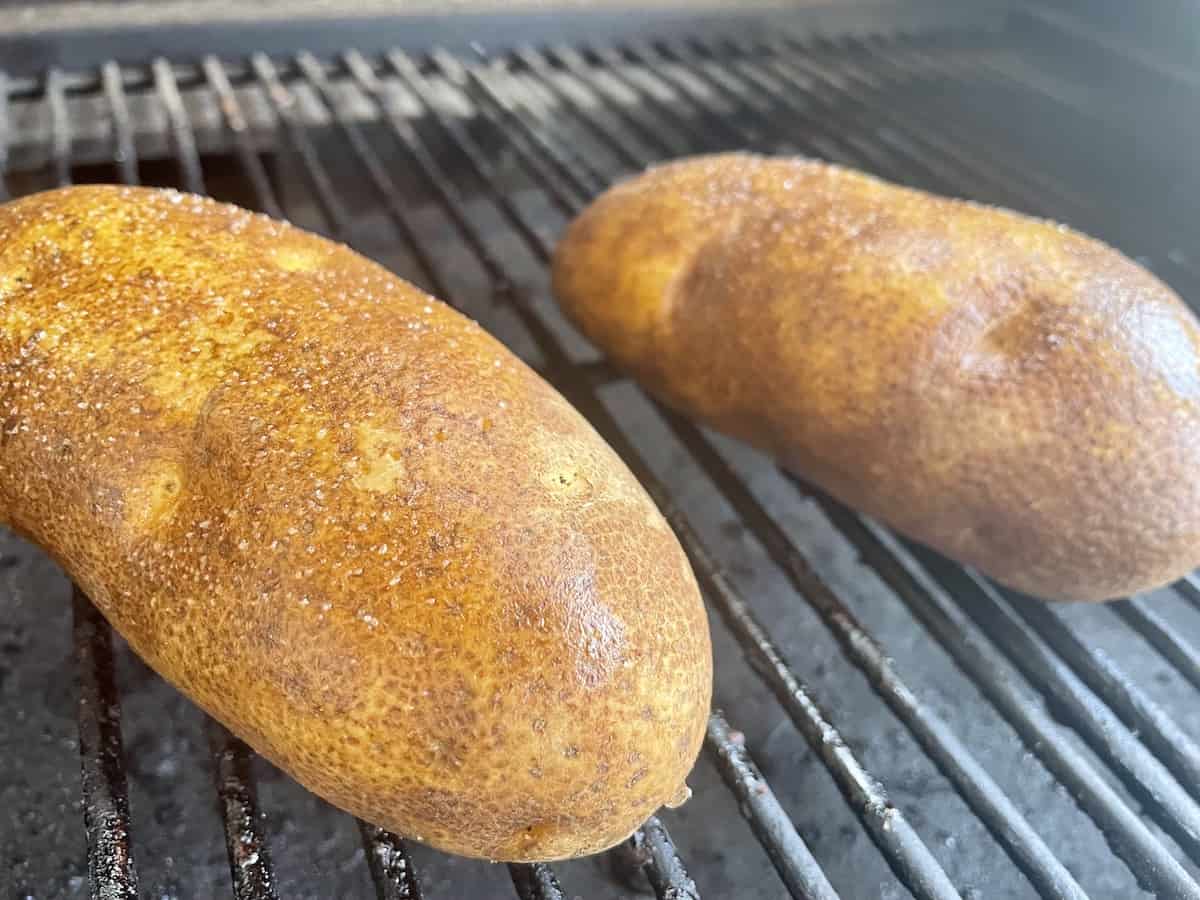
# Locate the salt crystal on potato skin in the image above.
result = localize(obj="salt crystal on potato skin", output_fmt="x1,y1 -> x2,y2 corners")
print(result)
553,153 -> 1200,602
0,184 -> 712,861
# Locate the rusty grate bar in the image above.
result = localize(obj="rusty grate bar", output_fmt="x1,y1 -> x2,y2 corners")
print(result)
210,727 -> 279,900
101,62 -> 138,186
706,713 -> 838,900
74,589 -> 139,900
359,823 -> 424,900
509,863 -> 567,900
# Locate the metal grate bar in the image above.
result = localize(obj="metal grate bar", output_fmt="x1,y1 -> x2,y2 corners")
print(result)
549,44 -> 693,160
522,43 -> 1087,900
0,71 -> 10,199
46,68 -> 72,186
812,503 -> 1200,899
203,56 -> 281,219
474,50 -> 614,193
73,588 -> 140,900
442,48 -> 606,197
250,53 -> 350,232
620,42 -> 777,152
428,48 -> 587,214
1114,599 -> 1200,694
210,726 -> 279,900
707,713 -> 839,900
1014,600 -> 1200,799
580,44 -> 736,153
152,58 -> 205,194
102,62 -> 139,185
513,46 -> 652,173
381,50 -> 553,261
509,863 -> 567,900
945,574 -> 1200,861
359,823 -> 424,900
1178,576 -> 1200,616
627,817 -> 701,900
314,52 -> 444,294
374,48 -> 959,900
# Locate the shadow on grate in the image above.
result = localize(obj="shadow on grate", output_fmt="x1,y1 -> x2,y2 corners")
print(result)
1,12 -> 1199,900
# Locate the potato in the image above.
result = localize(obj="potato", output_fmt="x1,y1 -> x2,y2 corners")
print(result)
0,185 -> 711,861
553,153 -> 1200,602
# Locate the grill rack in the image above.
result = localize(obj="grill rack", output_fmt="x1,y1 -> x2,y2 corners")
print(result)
1,12 -> 1199,900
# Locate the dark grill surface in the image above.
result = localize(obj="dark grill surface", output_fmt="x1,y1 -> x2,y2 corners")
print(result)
2,8 -> 1200,899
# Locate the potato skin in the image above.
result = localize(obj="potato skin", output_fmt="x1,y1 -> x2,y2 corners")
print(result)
553,153 -> 1200,602
0,185 -> 711,860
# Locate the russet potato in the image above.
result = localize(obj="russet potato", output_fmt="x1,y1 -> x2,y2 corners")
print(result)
0,185 -> 711,861
553,153 -> 1200,602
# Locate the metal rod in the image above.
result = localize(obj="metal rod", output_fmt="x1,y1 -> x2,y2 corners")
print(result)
508,863 -> 567,900
513,46 -> 650,172
1013,600 -> 1200,800
360,822 -> 424,900
618,42 -> 769,150
427,48 -> 587,214
627,817 -> 701,900
203,55 -> 281,219
1177,575 -> 1200,615
250,52 -> 349,232
471,47 -> 615,191
728,37 -> 1062,214
579,44 -> 737,153
0,70 -> 11,199
807,499 -> 1200,900
549,43 -> 693,159
152,57 -> 205,194
209,724 -> 279,900
381,49 -> 555,260
1114,599 -> 1200,693
46,67 -> 72,186
439,47 -> 606,197
101,61 -> 139,185
951,579 -> 1200,861
73,588 -> 140,900
706,713 -> 839,900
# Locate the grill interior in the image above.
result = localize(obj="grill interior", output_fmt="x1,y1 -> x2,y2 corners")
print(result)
3,6 -> 1200,899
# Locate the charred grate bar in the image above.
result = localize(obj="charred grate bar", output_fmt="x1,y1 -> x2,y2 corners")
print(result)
1,11 -> 1198,899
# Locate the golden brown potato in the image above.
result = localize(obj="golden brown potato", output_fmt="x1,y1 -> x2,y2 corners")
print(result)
553,153 -> 1200,602
0,185 -> 711,861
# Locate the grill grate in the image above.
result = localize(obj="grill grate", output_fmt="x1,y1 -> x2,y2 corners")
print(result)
1,11 -> 1199,899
